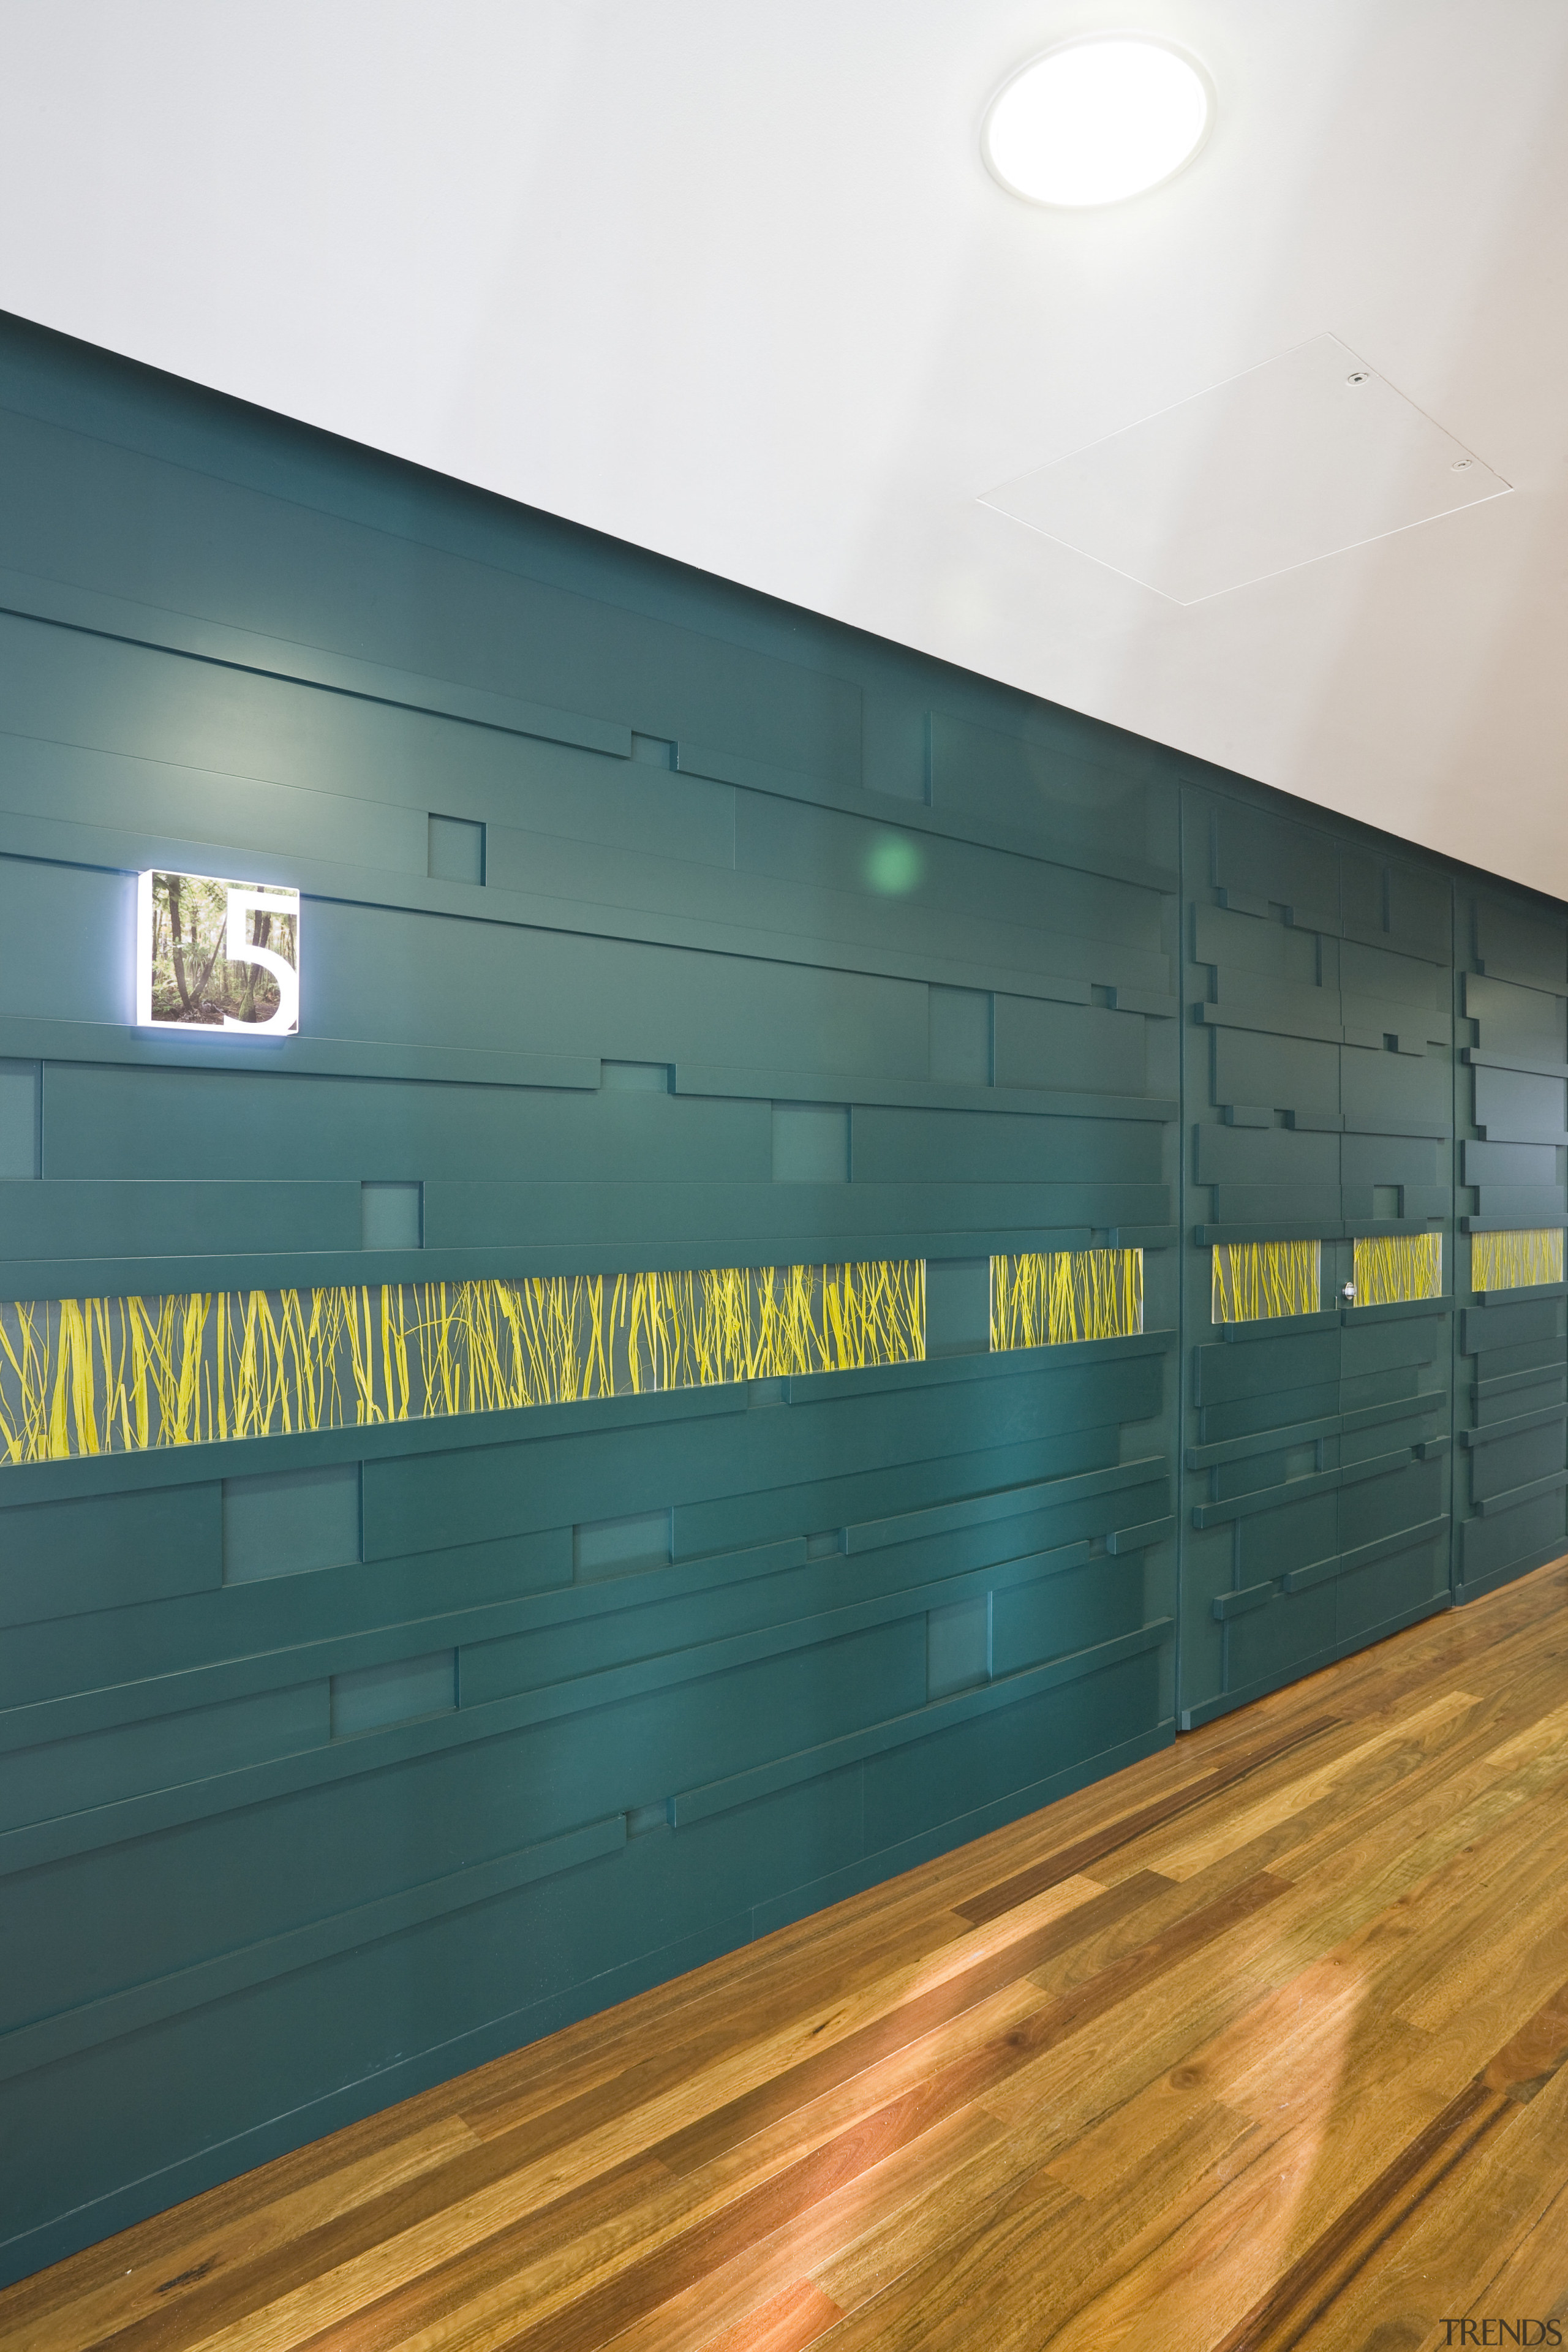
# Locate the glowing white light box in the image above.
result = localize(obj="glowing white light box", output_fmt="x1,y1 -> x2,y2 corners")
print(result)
135,870 -> 300,1035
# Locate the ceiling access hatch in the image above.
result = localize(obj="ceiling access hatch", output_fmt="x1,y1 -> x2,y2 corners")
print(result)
979,333 -> 1510,604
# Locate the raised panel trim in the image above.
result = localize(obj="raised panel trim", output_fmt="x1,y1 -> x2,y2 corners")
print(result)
1191,1441 -> 1431,1528
0,1505 -> 1170,1876
669,1616 -> 1174,1827
0,562 -> 632,758
1460,1402 -> 1568,1449
1185,1390 -> 1443,1471
675,1063 -> 1177,1122
845,1454 -> 1170,1555
1472,1468 -> 1568,1518
1281,1517 -> 1450,1595
0,1810 -> 627,2085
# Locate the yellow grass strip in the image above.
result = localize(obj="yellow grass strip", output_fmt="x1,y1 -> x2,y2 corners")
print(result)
990,1250 -> 1144,1351
1351,1230 -> 1442,1307
0,1261 -> 927,1464
1471,1226 -> 1564,1295
1212,1239 -> 1320,1324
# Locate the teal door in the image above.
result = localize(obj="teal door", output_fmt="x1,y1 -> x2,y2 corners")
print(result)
1453,884 -> 1568,1597
1178,788 -> 1455,1725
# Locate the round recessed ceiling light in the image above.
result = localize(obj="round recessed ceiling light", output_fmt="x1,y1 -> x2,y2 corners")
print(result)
982,35 -> 1212,209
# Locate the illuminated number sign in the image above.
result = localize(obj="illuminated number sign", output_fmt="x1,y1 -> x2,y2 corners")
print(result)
135,870 -> 300,1036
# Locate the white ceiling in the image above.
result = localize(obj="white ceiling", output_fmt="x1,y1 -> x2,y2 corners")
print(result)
1,1 -> 1566,891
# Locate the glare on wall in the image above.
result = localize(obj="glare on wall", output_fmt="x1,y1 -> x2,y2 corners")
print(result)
135,870 -> 300,1035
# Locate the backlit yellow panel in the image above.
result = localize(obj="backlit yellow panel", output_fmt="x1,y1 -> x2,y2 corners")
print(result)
989,1249 -> 1143,1351
1211,1239 -> 1320,1324
1351,1231 -> 1442,1306
0,1261 -> 925,1466
1470,1226 -> 1564,1295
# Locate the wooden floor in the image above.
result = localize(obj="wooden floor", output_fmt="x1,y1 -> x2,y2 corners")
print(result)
11,1563 -> 1568,2352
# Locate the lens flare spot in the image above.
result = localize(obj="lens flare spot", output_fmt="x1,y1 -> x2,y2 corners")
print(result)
866,835 -> 923,895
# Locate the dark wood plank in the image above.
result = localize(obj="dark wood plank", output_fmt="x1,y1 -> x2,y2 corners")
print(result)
954,1716 -> 1344,1925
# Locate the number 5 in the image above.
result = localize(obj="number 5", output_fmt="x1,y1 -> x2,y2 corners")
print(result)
222,889 -> 300,1035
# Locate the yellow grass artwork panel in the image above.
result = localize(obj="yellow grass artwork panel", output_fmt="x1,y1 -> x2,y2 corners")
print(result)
989,1249 -> 1144,1351
0,1261 -> 926,1465
1212,1238 -> 1321,1324
1351,1231 -> 1443,1307
1469,1227 -> 1564,1295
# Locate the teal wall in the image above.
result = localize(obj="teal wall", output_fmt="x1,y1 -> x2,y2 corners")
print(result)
0,311 -> 1562,2282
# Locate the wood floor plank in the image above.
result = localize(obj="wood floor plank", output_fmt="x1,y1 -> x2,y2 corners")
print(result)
697,2281 -> 846,2352
0,2122 -> 485,2352
820,2090 -> 1262,2340
975,1987 -> 1490,2348
564,2109 -> 1015,2352
1218,1984 -> 1568,2351
653,1869 -> 1174,2176
1145,1691 -> 1484,1882
88,1940 -> 1054,2352
818,2094 -> 1282,2352
600,1868 -> 1112,2159
952,1714 -> 1345,1925
1285,2064 -> 1568,2351
485,2073 -> 1028,2352
1451,2172 -> 1568,2343
433,1879 -> 1283,2352
273,1989 -> 1046,2352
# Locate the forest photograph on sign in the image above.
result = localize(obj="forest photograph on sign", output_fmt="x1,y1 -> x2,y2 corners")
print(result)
135,870 -> 300,1035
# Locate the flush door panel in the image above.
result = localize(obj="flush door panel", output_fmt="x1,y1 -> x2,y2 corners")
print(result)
1180,792 -> 1454,1725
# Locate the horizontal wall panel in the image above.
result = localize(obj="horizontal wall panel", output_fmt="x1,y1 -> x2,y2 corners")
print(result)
1460,1487 -> 1568,1585
850,1106 -> 1164,1186
40,1064 -> 772,1183
1469,1186 -> 1567,1223
989,1556 -> 1143,1675
0,610 -> 739,867
0,560 -> 635,763
993,996 -> 1148,1096
926,711 -> 1174,884
1473,900 -> 1568,993
0,1620 -> 925,2030
1473,1065 -> 1568,1139
1340,1048 -> 1452,1133
311,901 -> 933,1071
0,1178 -> 358,1262
1464,972 -> 1567,1061
734,792 -> 1172,984
360,1359 -> 1157,1561
1213,802 -> 1339,932
862,1643 -> 1163,1851
0,1809 -> 630,2090
0,405 -> 867,785
0,1681 -> 326,1836
417,1179 -> 1172,1249
0,1482 -> 222,1629
0,716 -> 429,876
